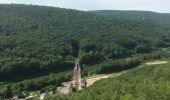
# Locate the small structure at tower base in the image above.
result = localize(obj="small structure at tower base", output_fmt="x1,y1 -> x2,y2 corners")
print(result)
57,59 -> 87,94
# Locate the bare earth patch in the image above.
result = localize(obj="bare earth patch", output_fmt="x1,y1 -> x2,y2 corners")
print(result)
145,61 -> 167,65
139,60 -> 167,68
85,71 -> 126,87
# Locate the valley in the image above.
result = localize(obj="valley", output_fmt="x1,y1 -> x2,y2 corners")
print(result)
0,4 -> 170,100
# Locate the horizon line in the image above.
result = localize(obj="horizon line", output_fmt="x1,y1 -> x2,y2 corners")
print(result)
0,3 -> 169,14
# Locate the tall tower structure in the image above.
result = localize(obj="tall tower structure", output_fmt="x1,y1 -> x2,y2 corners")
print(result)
73,59 -> 82,90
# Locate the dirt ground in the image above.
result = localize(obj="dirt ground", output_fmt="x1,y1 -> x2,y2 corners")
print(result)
145,61 -> 167,65
85,71 -> 126,87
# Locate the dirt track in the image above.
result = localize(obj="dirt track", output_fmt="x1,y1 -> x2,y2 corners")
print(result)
145,61 -> 167,65
85,71 -> 126,87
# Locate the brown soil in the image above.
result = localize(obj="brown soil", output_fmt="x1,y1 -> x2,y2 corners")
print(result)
145,61 -> 167,65
85,71 -> 126,87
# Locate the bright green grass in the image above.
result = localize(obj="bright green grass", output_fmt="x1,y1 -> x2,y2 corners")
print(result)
48,61 -> 170,100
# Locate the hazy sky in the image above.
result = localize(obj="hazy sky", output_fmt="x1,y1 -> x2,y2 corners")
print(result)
0,0 -> 169,13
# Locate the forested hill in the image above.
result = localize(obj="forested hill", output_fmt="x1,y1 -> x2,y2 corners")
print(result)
90,10 -> 170,25
0,4 -> 170,81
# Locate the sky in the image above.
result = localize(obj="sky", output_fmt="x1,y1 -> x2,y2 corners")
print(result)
0,0 -> 169,13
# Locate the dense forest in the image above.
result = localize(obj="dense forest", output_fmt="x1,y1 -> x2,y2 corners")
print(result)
48,61 -> 170,100
0,4 -> 170,81
91,10 -> 170,25
0,4 -> 170,99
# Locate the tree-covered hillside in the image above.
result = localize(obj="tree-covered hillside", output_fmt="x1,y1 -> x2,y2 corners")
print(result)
91,10 -> 170,25
0,4 -> 170,81
48,61 -> 170,100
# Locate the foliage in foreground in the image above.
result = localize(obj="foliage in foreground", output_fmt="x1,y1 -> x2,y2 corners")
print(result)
48,61 -> 170,100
